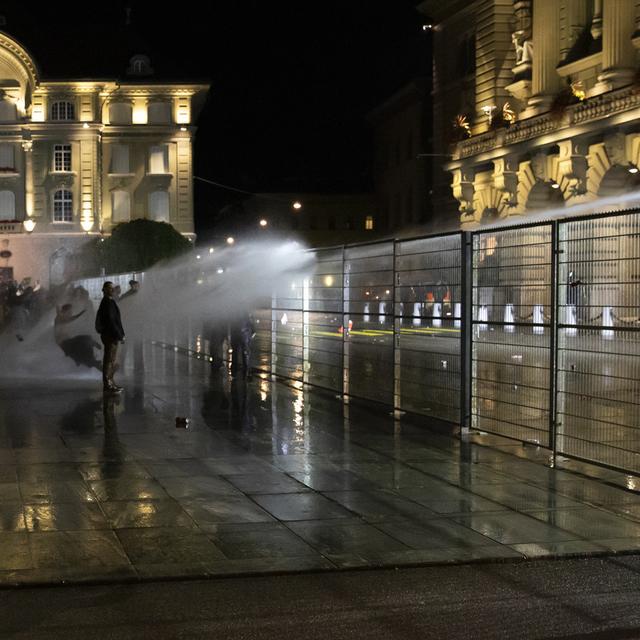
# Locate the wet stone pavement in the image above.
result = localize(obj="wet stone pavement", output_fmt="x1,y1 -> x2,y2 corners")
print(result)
1,345 -> 640,585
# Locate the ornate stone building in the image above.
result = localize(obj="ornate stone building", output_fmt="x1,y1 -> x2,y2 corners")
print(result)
421,0 -> 640,226
0,31 -> 208,286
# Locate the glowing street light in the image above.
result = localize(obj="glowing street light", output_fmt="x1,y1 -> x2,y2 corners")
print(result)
292,201 -> 302,210
226,236 -> 235,245
259,218 -> 268,227
209,247 -> 214,254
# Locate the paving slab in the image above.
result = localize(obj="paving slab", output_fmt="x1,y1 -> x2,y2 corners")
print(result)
0,343 -> 638,585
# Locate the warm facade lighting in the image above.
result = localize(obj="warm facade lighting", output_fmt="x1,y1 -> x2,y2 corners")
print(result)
80,218 -> 94,232
628,165 -> 639,174
365,215 -> 374,230
550,181 -> 560,189
23,218 -> 36,233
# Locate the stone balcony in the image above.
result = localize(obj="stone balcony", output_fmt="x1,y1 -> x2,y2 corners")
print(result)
0,221 -> 23,234
453,85 -> 640,162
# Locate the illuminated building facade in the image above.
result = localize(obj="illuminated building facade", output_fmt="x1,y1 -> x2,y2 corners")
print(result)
421,0 -> 640,226
0,31 -> 208,286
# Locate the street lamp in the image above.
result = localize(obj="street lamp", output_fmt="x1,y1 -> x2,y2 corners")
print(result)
259,218 -> 268,227
292,201 -> 302,210
226,236 -> 235,245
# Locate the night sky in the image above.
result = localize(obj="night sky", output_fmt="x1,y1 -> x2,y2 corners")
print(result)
2,1 -> 429,235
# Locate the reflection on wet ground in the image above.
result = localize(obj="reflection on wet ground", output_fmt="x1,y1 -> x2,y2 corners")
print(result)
1,343 -> 640,585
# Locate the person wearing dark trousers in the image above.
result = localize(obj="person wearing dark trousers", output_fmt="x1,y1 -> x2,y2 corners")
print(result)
230,312 -> 255,378
95,281 -> 125,393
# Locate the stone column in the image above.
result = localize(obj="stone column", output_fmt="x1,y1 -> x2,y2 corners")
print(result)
594,0 -> 636,92
21,137 -> 33,219
526,0 -> 561,114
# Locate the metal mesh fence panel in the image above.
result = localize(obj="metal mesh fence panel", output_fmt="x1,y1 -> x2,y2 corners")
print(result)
394,234 -> 462,422
343,242 -> 394,404
471,225 -> 552,444
303,248 -> 344,392
271,274 -> 304,382
556,213 -> 640,471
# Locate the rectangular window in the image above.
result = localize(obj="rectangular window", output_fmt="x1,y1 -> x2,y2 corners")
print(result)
53,190 -> 73,222
365,215 -> 374,230
110,145 -> 130,174
53,144 -> 72,172
149,145 -> 169,174
112,191 -> 131,223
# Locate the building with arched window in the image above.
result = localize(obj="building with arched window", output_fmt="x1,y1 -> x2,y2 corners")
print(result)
421,0 -> 640,226
0,30 -> 209,286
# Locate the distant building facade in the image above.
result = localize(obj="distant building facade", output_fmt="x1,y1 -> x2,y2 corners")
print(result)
0,32 -> 208,286
368,79 -> 431,232
420,0 -> 640,226
215,193 -> 379,247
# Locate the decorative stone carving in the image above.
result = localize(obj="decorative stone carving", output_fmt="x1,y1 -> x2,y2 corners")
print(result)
493,156 -> 519,208
512,31 -> 533,66
451,167 -> 475,216
604,132 -> 627,167
557,140 -> 588,197
530,152 -> 549,182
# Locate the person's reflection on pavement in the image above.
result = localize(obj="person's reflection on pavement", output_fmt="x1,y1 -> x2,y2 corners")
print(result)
102,394 -> 124,474
201,370 -> 230,428
60,398 -> 102,436
230,376 -> 253,441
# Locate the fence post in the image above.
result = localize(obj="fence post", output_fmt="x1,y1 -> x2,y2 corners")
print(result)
550,221 -> 560,462
460,231 -> 473,434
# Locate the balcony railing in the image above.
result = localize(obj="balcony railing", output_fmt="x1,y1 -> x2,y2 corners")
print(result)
0,221 -> 23,233
454,85 -> 640,160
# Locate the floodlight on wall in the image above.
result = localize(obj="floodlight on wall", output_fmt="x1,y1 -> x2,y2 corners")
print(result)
550,180 -> 560,189
80,218 -> 94,232
628,164 -> 639,174
23,218 -> 36,233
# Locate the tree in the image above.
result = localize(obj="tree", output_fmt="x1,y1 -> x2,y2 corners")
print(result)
75,220 -> 192,277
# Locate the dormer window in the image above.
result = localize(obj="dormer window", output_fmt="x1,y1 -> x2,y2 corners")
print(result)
51,101 -> 75,121
127,54 -> 153,77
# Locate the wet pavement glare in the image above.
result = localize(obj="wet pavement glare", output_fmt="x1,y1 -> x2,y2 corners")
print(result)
1,342 -> 640,585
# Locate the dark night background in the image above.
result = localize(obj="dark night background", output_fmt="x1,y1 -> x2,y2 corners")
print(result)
1,1 -> 430,237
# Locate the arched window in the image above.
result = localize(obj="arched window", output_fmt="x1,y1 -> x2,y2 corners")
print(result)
112,190 -> 131,223
148,102 -> 171,124
0,144 -> 14,171
109,102 -> 132,125
0,100 -> 16,122
51,101 -> 75,121
53,189 -> 73,222
148,190 -> 169,222
0,191 -> 15,221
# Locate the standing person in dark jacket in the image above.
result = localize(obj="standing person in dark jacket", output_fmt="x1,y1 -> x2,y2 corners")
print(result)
95,281 -> 125,393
